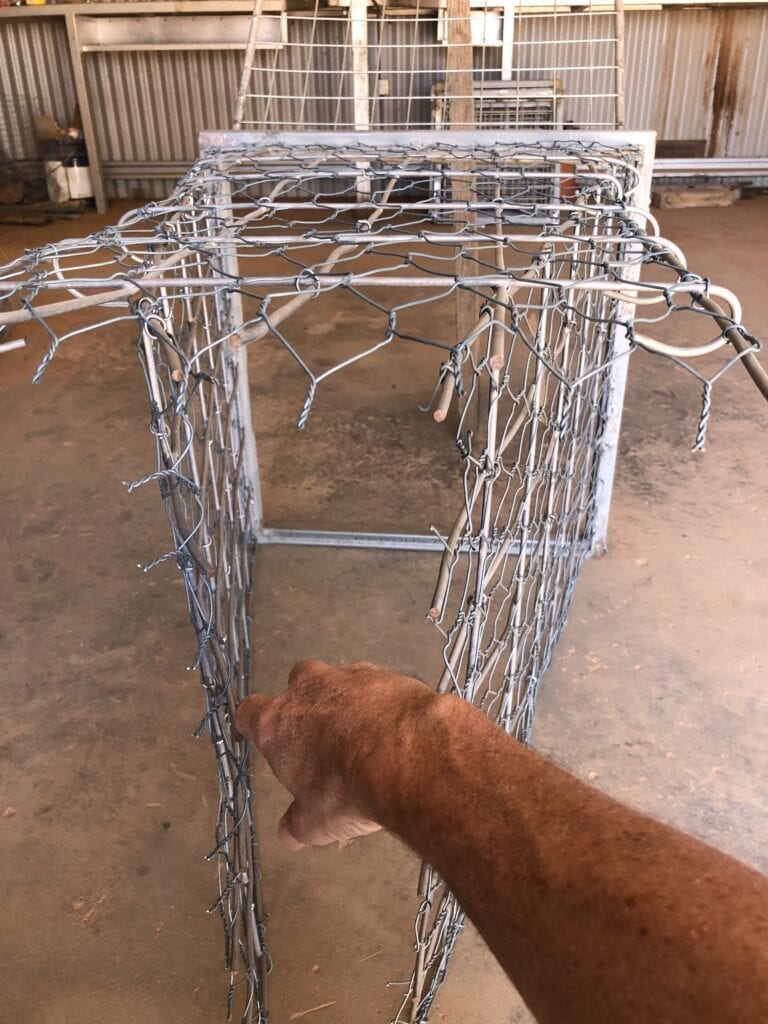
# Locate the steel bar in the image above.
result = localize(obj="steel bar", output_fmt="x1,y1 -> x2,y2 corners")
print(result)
640,241 -> 768,404
0,337 -> 26,354
216,177 -> 265,538
255,527 -> 449,552
590,148 -> 651,554
3,276 -> 744,328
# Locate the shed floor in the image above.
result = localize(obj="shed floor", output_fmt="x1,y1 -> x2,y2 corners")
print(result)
1,198 -> 767,1024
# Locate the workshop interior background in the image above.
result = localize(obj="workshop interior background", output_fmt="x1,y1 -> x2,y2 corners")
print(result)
1,1 -> 767,1023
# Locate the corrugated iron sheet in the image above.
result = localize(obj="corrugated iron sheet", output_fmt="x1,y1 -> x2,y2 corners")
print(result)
708,6 -> 768,158
622,6 -> 768,159
624,9 -> 717,142
0,17 -> 76,163
243,18 -> 355,130
513,12 -> 618,128
84,47 -> 240,196
373,16 -> 444,129
1,6 -> 767,198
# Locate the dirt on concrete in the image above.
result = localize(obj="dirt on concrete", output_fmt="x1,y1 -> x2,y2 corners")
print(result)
1,198 -> 766,1024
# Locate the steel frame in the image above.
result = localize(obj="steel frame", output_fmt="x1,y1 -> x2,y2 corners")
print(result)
201,128 -> 656,556
9,125 -> 766,1024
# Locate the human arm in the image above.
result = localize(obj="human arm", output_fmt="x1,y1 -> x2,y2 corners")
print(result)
235,659 -> 768,1024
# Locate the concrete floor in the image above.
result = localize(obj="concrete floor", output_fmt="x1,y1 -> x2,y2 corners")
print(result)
1,198 -> 766,1024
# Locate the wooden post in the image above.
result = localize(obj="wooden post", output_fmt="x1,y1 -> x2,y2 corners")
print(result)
445,0 -> 474,130
350,0 -> 372,201
65,13 -> 108,214
350,0 -> 371,134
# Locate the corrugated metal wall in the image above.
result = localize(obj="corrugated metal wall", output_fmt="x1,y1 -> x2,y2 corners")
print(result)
2,6 -> 768,198
513,12 -> 618,128
0,17 -> 76,170
84,49 -> 242,196
624,7 -> 768,158
625,9 -> 716,144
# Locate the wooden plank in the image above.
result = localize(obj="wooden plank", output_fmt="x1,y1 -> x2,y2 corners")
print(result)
445,0 -> 474,130
652,185 -> 741,208
65,13 -> 108,214
0,1 -> 260,19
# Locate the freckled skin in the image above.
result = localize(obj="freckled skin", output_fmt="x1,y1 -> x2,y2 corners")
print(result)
236,660 -> 768,1024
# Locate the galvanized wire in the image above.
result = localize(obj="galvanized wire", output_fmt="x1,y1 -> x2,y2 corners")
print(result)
233,0 -> 625,133
0,134 -> 764,1024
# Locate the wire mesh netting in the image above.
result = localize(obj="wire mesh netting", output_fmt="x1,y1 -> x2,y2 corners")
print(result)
1,132 -> 766,1024
234,0 -> 626,133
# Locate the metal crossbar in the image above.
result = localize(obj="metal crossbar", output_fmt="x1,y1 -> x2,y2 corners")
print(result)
1,131 -> 766,1024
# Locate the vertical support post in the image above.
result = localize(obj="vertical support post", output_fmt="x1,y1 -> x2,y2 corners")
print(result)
65,13 -> 107,215
590,136 -> 655,555
465,287 -> 508,685
445,0 -> 474,128
208,173 -> 268,1022
614,0 -> 626,129
500,272 -> 549,733
216,177 -> 264,540
446,0 -> 480,355
227,335 -> 263,541
350,0 -> 371,133
500,0 -> 515,83
350,0 -> 372,201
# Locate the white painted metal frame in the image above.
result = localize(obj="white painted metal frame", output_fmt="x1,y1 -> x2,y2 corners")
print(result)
200,127 -> 656,556
590,134 -> 653,554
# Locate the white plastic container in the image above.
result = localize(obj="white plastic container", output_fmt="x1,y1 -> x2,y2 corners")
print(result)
66,162 -> 94,200
44,161 -> 69,203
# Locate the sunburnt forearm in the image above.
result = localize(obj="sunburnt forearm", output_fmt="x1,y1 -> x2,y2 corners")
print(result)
236,662 -> 768,1024
355,692 -> 768,1024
